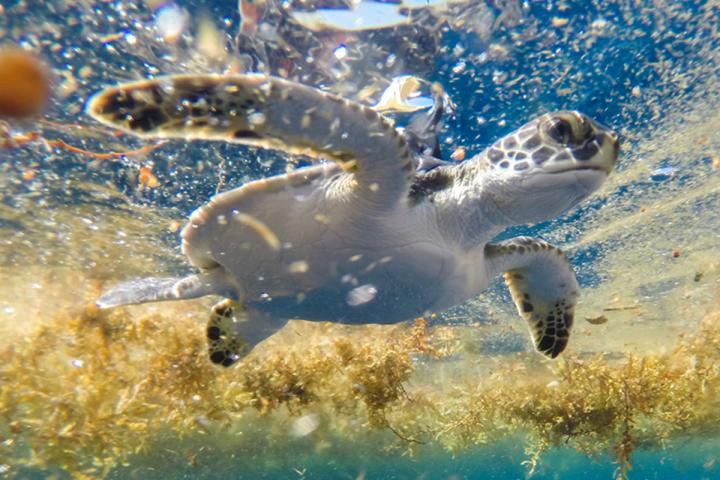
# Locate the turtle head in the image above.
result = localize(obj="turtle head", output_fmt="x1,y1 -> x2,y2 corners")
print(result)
480,110 -> 619,226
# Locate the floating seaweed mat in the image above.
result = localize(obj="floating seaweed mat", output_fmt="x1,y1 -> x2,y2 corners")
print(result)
0,294 -> 718,479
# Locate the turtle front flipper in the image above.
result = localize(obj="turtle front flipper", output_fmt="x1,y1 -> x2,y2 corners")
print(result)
485,237 -> 580,358
87,74 -> 414,210
207,300 -> 288,367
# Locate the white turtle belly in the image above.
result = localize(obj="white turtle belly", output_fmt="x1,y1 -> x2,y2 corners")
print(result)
182,173 -> 471,324
248,241 -> 458,324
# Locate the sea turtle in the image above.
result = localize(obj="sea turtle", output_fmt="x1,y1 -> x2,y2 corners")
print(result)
87,74 -> 619,367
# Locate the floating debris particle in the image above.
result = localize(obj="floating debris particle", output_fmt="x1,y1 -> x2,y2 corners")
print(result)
551,17 -> 569,28
450,147 -> 466,161
314,213 -> 330,224
234,212 -> 281,250
168,221 -> 182,233
694,272 -> 704,282
290,413 -> 320,437
346,284 -> 378,306
590,18 -> 609,31
99,32 -> 125,43
585,315 -> 608,325
650,166 -> 677,182
451,61 -> 466,74
0,48 -> 50,118
78,65 -> 93,79
155,3 -> 189,44
374,76 -> 432,113
138,166 -> 159,188
287,260 -> 310,274
632,86 -> 641,97
57,70 -> 78,99
333,44 -> 348,60
291,2 -> 409,32
197,14 -> 227,62
671,249 -> 680,258
248,112 -> 266,125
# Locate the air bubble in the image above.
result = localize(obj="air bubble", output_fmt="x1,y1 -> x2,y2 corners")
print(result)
333,44 -> 347,60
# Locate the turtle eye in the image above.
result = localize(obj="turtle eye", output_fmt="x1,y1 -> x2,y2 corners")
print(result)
546,118 -> 573,145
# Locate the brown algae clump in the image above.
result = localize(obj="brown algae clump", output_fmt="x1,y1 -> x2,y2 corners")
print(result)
0,307 -> 450,476
0,300 -> 719,478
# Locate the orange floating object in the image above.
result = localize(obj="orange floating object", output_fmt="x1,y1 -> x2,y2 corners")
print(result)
0,48 -> 51,118
450,146 -> 466,161
139,165 -> 159,188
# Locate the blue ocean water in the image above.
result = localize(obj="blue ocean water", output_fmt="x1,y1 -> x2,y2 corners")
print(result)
1,0 -> 720,479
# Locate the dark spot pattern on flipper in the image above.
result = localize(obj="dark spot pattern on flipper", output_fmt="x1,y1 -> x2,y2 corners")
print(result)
206,299 -> 252,368
522,301 -> 534,313
233,129 -> 263,140
89,74 -> 418,209
129,108 -> 168,132
102,92 -> 135,113
495,238 -> 578,360
537,336 -> 554,352
149,85 -> 165,104
207,325 -> 221,341
210,351 -> 226,364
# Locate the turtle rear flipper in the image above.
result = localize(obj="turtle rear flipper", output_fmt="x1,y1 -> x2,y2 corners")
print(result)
87,74 -> 414,209
486,237 -> 580,358
207,300 -> 288,367
96,269 -> 234,308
